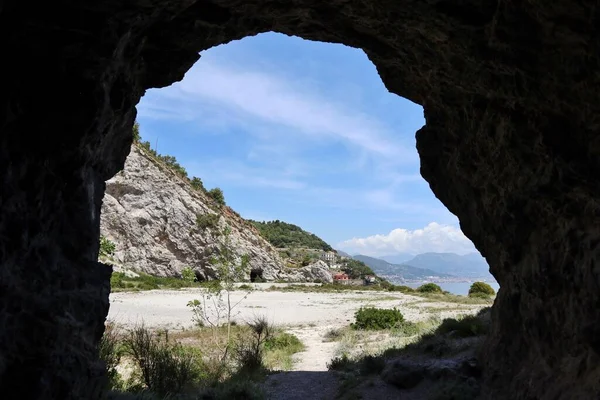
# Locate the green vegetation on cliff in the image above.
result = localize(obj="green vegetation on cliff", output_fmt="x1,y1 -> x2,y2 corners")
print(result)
248,220 -> 333,251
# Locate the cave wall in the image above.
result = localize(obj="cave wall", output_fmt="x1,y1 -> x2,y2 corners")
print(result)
1,0 -> 599,398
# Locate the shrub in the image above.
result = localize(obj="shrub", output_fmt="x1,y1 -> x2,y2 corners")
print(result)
417,283 -> 443,293
158,155 -> 188,178
100,236 -> 116,257
235,316 -> 274,373
359,355 -> 386,375
394,320 -> 420,337
207,187 -> 226,206
436,314 -> 489,337
327,354 -> 352,371
132,122 -> 141,142
196,213 -> 220,230
110,272 -> 126,289
181,267 -> 196,283
468,282 -> 496,297
190,176 -> 205,191
353,307 -> 404,330
264,332 -> 303,353
99,323 -> 123,390
323,328 -> 344,342
123,325 -> 200,396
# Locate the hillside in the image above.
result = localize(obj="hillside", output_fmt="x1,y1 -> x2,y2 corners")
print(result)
404,252 -> 493,279
353,255 -> 453,281
248,220 -> 333,251
100,142 -> 332,283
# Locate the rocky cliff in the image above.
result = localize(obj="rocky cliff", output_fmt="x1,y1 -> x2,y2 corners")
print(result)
100,144 -> 331,283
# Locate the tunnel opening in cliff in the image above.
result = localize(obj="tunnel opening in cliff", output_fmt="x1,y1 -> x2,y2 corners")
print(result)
2,1 -> 600,399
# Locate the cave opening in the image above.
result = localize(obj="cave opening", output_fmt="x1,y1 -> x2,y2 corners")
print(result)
2,2 -> 599,399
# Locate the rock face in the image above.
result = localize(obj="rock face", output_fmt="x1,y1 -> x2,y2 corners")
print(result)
1,1 -> 599,399
100,144 -> 325,283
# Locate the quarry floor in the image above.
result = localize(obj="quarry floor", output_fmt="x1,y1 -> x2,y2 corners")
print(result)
108,287 -> 484,374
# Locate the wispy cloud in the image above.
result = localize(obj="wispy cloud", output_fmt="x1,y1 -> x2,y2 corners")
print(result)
186,159 -> 306,190
337,223 -> 477,256
138,56 -> 416,163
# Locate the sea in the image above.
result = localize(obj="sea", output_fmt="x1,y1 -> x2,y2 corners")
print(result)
387,279 -> 500,296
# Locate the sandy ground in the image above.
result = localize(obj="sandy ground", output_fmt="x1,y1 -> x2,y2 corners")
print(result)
109,288 -> 486,399
109,288 -> 483,370
109,288 -> 463,331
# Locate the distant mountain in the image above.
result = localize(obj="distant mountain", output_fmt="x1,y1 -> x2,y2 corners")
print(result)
380,253 -> 415,264
353,255 -> 454,281
336,250 -> 351,257
403,252 -> 492,279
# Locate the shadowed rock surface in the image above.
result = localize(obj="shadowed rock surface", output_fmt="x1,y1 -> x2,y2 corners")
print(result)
1,1 -> 599,399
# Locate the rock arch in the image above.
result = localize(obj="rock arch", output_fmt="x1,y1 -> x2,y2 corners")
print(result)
1,1 -> 599,399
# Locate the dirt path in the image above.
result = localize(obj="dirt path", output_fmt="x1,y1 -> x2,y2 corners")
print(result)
263,324 -> 342,399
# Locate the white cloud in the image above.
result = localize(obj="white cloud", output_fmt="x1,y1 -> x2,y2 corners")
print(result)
337,223 -> 476,256
138,56 -> 417,163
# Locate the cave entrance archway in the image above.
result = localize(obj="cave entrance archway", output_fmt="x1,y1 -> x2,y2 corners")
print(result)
2,2 -> 599,399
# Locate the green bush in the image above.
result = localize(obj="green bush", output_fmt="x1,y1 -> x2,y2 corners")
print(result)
196,213 -> 220,230
190,177 -> 205,191
110,272 -> 126,289
100,236 -> 116,257
181,267 -> 196,283
138,282 -> 159,291
207,187 -> 226,206
158,155 -> 187,178
436,314 -> 489,337
468,281 -> 496,297
417,283 -> 443,293
353,307 -> 404,330
381,281 -> 416,293
264,332 -> 303,352
327,354 -> 352,371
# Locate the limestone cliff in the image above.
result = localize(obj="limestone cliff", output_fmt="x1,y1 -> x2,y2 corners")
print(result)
100,144 -> 331,283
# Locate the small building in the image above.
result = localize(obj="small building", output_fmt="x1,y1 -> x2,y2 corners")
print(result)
320,251 -> 337,263
333,272 -> 350,285
364,275 -> 377,285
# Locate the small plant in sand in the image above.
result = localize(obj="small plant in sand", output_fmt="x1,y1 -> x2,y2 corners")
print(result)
187,226 -> 252,362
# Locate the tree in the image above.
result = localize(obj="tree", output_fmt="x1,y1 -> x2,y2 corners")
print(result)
187,226 -> 251,362
132,122 -> 141,142
342,259 -> 375,279
208,187 -> 226,206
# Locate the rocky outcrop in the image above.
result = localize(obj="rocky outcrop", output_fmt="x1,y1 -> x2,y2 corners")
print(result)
1,1 -> 599,399
287,260 -> 334,284
101,144 -> 326,283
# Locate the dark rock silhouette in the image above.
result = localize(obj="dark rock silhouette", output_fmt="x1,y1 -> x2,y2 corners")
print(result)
1,1 -> 599,399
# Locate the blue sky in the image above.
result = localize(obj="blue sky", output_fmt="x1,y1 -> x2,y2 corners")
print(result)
136,32 -> 477,257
